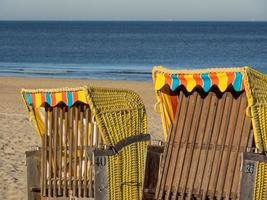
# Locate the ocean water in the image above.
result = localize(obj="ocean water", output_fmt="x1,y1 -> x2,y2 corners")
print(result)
0,21 -> 266,81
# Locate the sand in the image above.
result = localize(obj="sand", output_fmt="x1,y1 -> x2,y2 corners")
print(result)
0,76 -> 163,200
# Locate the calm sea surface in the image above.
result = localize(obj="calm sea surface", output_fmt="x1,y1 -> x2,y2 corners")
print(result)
0,21 -> 266,81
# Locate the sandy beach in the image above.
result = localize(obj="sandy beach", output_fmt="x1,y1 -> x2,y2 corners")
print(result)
0,76 -> 162,200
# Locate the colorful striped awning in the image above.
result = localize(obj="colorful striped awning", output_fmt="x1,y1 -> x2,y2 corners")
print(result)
152,66 -> 247,141
153,67 -> 245,92
22,88 -> 88,108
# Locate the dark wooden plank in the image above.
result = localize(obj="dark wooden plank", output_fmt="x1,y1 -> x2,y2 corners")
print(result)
207,92 -> 235,199
68,107 -> 73,196
48,107 -> 53,197
155,93 -> 183,198
199,92 -> 227,199
63,107 -> 68,197
193,93 -> 220,195
155,124 -> 173,199
53,107 -> 58,197
73,106 -> 79,196
78,105 -> 84,197
156,92 -> 186,199
170,92 -> 198,199
185,93 -> 212,199
179,91 -> 205,199
190,93 -> 218,196
214,93 -> 243,199
222,93 -> 248,199
164,93 -> 189,200
58,106 -> 63,196
230,114 -> 252,197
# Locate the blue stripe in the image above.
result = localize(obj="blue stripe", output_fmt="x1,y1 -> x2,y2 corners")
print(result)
233,72 -> 243,91
67,92 -> 73,106
45,93 -> 51,106
25,92 -> 32,105
201,73 -> 211,92
171,74 -> 180,91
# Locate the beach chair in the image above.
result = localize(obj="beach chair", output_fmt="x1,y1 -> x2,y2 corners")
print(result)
22,87 -> 150,200
150,66 -> 267,200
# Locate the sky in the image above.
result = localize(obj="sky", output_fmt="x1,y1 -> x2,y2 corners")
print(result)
0,0 -> 266,21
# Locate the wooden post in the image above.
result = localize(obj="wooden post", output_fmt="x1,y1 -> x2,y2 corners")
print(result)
94,154 -> 108,200
239,152 -> 267,200
143,145 -> 164,200
26,149 -> 41,200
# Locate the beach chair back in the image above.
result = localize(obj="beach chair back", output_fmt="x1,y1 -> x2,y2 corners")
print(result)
87,87 -> 149,200
22,88 -> 99,198
42,103 -> 99,198
22,86 -> 150,200
156,88 -> 254,199
151,66 -> 267,200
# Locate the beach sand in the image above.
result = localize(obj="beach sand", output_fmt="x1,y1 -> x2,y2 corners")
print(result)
0,77 -> 162,200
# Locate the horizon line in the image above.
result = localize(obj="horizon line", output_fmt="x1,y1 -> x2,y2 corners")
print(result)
0,19 -> 267,22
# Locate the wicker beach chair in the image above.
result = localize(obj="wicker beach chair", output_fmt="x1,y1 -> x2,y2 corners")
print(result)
150,66 -> 267,200
22,87 -> 150,200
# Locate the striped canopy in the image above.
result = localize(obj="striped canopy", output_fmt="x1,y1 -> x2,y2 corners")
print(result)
22,87 -> 88,108
21,87 -> 89,136
153,67 -> 245,93
153,66 -> 246,141
153,66 -> 267,200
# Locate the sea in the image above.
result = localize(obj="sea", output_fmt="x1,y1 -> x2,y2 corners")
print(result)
0,21 -> 266,81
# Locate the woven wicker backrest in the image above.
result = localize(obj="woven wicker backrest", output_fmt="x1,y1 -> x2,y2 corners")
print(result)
87,87 -> 148,200
156,88 -> 254,200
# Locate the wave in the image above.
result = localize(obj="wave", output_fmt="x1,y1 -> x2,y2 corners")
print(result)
0,62 -> 153,81
1,62 -> 265,81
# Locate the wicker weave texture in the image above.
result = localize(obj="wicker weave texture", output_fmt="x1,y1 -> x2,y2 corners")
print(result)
87,87 -> 148,200
243,68 -> 267,200
254,162 -> 267,200
244,67 -> 267,152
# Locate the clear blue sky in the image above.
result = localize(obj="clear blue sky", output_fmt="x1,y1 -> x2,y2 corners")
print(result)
0,0 -> 266,21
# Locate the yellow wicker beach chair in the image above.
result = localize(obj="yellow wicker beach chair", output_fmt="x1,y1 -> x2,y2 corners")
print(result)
21,86 -> 150,200
151,66 -> 267,200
